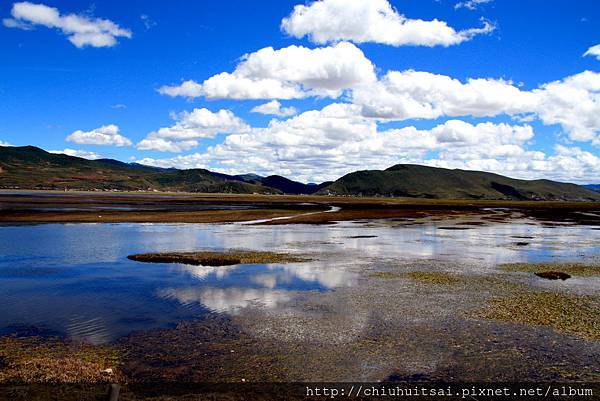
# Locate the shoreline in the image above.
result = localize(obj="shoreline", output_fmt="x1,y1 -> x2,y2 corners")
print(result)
2,188 -> 600,204
1,192 -> 599,225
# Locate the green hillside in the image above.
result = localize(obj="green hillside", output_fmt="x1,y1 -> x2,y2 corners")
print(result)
0,146 -> 279,194
318,164 -> 600,201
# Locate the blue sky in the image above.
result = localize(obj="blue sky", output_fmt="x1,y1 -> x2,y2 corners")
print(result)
1,0 -> 599,183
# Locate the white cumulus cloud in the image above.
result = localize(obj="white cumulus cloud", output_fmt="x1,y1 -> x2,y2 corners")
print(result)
352,70 -> 600,145
583,44 -> 600,60
353,70 -> 537,119
158,80 -> 203,99
137,108 -> 248,152
533,71 -> 600,144
251,100 -> 297,117
66,124 -> 132,146
281,0 -> 495,47
455,0 -> 494,10
158,41 -> 376,100
3,2 -> 132,48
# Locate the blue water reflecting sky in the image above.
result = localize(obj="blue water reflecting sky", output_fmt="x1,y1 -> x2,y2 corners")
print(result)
0,220 -> 598,344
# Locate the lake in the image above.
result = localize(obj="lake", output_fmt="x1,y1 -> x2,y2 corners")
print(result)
1,217 -> 598,345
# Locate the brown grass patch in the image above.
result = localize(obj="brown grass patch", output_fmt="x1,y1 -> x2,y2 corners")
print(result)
474,292 -> 600,341
499,262 -> 600,277
128,250 -> 308,266
0,336 -> 120,383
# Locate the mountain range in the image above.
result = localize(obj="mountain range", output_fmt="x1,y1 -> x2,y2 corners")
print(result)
0,145 -> 598,201
585,184 -> 600,193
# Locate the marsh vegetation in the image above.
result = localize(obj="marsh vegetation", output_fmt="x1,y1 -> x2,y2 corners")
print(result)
128,251 -> 309,266
499,262 -> 600,277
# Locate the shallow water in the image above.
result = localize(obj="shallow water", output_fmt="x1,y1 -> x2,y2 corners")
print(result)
0,219 -> 598,344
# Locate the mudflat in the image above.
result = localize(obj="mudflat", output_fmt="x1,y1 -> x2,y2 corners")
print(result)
1,191 -> 598,225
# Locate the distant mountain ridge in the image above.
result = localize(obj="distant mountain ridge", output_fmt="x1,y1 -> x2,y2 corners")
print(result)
585,184 -> 600,193
0,146 -> 598,201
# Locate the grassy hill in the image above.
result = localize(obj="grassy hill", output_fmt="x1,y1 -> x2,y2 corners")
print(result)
0,146 -> 279,194
318,164 -> 600,201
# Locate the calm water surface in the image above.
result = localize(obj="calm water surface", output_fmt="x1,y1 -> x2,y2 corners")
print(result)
0,219 -> 598,344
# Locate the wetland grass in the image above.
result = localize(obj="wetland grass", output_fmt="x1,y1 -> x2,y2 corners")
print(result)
475,292 -> 600,341
499,262 -> 600,277
128,250 -> 309,267
0,336 -> 120,383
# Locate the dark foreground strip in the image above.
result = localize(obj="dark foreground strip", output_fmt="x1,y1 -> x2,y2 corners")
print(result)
0,382 -> 598,401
